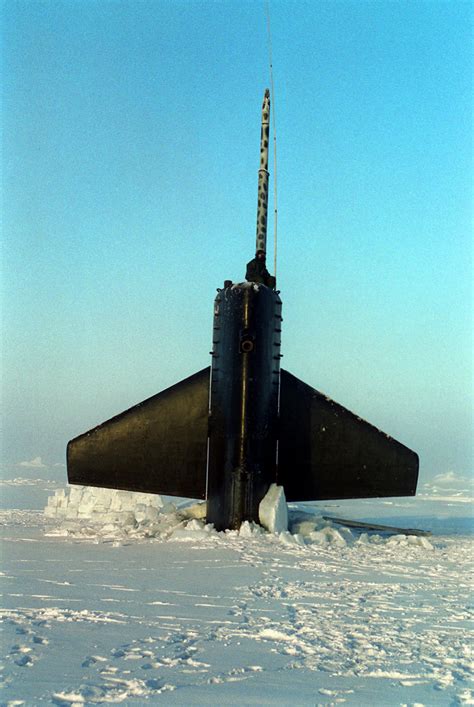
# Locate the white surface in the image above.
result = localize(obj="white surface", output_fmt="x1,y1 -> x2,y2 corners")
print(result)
258,484 -> 288,534
0,480 -> 472,705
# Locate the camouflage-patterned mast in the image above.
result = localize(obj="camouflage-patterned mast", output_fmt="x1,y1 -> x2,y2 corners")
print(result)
256,89 -> 270,254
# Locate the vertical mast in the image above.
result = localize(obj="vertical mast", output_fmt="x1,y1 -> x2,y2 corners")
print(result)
256,88 -> 270,254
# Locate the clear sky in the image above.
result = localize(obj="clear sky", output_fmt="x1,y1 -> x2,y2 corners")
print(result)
2,0 -> 472,483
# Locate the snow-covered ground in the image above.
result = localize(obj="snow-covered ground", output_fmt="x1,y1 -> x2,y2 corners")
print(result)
0,466 -> 472,706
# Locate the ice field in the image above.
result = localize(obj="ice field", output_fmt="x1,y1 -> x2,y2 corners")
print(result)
0,464 -> 472,706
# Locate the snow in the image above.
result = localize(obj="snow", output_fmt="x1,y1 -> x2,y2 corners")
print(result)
230,281 -> 260,291
0,478 -> 472,705
18,457 -> 47,469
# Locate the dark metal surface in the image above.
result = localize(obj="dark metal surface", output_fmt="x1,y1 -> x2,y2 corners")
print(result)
207,285 -> 282,529
67,368 -> 210,499
278,370 -> 419,501
322,516 -> 431,537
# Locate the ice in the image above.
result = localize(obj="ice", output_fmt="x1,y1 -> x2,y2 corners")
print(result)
386,534 -> 434,550
309,526 -> 349,546
238,520 -> 265,537
18,456 -> 47,468
258,483 -> 288,533
45,486 -> 164,523
42,487 -> 448,553
0,483 -> 472,706
179,501 -> 207,520
278,530 -> 305,546
44,485 -> 291,541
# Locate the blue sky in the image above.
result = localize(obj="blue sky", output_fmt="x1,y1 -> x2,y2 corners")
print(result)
2,0 -> 472,483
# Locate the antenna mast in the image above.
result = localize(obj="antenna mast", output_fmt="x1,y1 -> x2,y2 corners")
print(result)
255,88 -> 271,255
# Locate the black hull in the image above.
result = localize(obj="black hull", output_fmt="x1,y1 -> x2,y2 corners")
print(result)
207,284 -> 282,529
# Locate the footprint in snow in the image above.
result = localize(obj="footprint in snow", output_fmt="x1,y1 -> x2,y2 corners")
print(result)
10,646 -> 34,668
32,635 -> 48,644
110,648 -> 126,658
145,678 -> 165,690
81,655 -> 107,668
15,626 -> 29,636
15,654 -> 34,667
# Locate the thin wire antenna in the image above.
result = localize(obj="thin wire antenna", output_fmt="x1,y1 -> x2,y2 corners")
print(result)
265,0 -> 278,279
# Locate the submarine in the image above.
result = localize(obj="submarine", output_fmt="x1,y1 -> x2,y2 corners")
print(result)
67,89 -> 419,531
